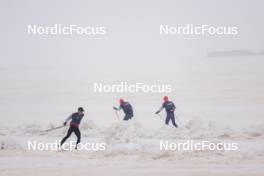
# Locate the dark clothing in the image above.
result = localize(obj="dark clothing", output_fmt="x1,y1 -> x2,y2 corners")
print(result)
119,102 -> 134,120
61,112 -> 84,148
60,125 -> 81,147
123,114 -> 133,121
165,113 -> 178,128
69,112 -> 84,127
162,101 -> 176,113
158,101 -> 178,128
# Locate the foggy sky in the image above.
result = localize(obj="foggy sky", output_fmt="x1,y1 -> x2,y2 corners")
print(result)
1,0 -> 263,71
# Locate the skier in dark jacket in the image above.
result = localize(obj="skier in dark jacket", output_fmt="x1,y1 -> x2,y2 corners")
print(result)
60,107 -> 84,149
113,98 -> 134,120
155,96 -> 178,128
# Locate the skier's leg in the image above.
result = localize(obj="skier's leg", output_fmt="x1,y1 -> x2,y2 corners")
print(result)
127,114 -> 133,120
123,114 -> 130,121
61,126 -> 73,146
74,127 -> 81,148
165,114 -> 170,125
170,114 -> 178,128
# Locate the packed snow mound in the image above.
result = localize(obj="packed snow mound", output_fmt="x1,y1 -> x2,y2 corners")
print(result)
0,136 -> 23,150
80,120 -> 102,137
1,118 -> 264,162
103,119 -> 146,144
1,117 -> 264,140
99,118 -> 264,160
102,120 -> 157,157
153,117 -> 264,140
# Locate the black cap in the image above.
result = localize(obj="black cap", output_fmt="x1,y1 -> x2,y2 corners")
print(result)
78,107 -> 84,112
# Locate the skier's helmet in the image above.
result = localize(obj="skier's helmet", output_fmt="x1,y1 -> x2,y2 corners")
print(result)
163,96 -> 169,101
119,98 -> 124,104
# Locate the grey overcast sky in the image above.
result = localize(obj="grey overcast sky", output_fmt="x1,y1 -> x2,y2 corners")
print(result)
1,0 -> 263,72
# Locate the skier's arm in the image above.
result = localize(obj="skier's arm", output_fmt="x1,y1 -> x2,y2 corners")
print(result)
63,115 -> 72,125
113,105 -> 122,111
171,103 -> 176,112
155,106 -> 164,114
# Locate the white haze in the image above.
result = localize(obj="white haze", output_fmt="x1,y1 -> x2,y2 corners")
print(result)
0,0 -> 264,129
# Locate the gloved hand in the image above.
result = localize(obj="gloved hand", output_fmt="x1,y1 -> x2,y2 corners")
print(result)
155,111 -> 160,114
113,107 -> 118,110
63,122 -> 67,126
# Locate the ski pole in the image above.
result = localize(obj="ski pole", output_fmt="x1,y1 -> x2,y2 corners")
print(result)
113,106 -> 120,120
156,114 -> 175,129
42,125 -> 66,132
114,110 -> 120,120
156,113 -> 165,121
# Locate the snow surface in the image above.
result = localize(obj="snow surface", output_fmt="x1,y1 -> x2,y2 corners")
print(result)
1,118 -> 264,175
